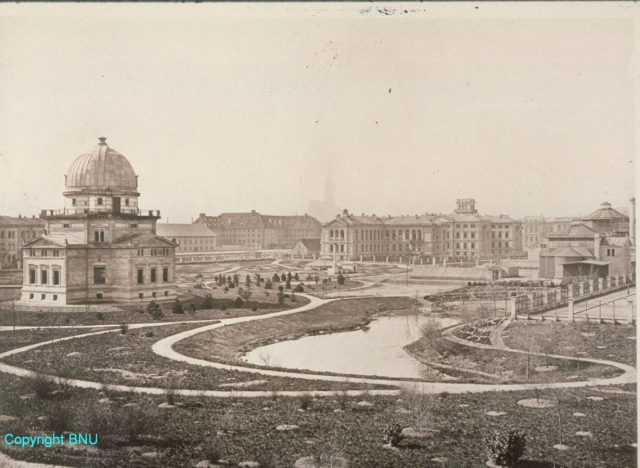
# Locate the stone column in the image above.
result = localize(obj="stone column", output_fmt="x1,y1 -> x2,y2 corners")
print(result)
598,278 -> 603,292
568,300 -> 575,323
588,279 -> 594,296
432,257 -> 436,266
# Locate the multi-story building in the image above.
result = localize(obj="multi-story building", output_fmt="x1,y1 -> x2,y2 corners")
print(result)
522,215 -> 574,248
156,224 -> 217,253
539,200 -> 635,279
320,199 -> 523,262
20,137 -> 177,305
0,216 -> 45,269
194,211 -> 322,249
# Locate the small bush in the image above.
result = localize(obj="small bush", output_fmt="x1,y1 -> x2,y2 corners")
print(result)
234,297 -> 244,308
31,372 -> 57,400
383,421 -> 404,447
146,301 -> 164,320
202,293 -> 215,310
220,304 -> 227,311
118,403 -> 157,442
45,402 -> 74,433
120,323 -> 129,335
294,284 -> 304,293
96,312 -> 105,322
203,437 -> 224,463
299,393 -> 313,410
252,306 -> 258,312
484,427 -> 526,466
172,298 -> 185,314
145,329 -> 155,338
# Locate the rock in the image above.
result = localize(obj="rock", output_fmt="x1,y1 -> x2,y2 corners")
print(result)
485,411 -> 507,417
596,346 -> 608,349
576,431 -> 593,437
98,398 -> 111,404
573,412 -> 586,417
458,404 -> 469,408
431,458 -> 448,464
276,424 -> 298,431
66,352 -> 83,357
0,415 -> 18,423
382,443 -> 399,451
333,409 -> 344,413
627,336 -> 636,340
106,347 -> 128,352
581,333 -> 595,337
196,461 -> 224,468
37,416 -> 47,421
517,399 -> 556,408
238,462 -> 259,467
402,427 -> 430,439
219,380 -> 268,388
553,444 -> 570,451
142,452 -> 159,458
395,408 -> 410,414
587,396 -> 604,401
631,443 -> 638,448
534,366 -> 558,372
158,403 -> 176,408
263,407 -> 271,411
19,393 -> 35,400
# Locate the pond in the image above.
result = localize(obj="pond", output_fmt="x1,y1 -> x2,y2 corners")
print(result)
242,314 -> 459,379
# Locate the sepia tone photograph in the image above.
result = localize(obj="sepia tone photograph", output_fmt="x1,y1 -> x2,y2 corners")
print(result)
0,3 -> 637,467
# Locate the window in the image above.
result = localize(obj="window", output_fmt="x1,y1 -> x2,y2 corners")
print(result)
163,267 -> 169,282
29,269 -> 36,284
53,270 -> 60,285
151,268 -> 157,283
41,269 -> 48,285
94,266 -> 106,285
63,223 -> 70,228
131,224 -> 138,229
152,292 -> 157,298
607,249 -> 616,257
29,293 -> 34,299
72,199 -> 76,206
94,229 -> 105,243
164,291 -> 169,297
138,269 -> 144,284
96,293 -> 103,299
41,250 -> 47,257
139,293 -> 144,299
456,233 -> 460,239
125,199 -> 130,206
29,249 -> 35,257
53,250 -> 59,257
138,249 -> 144,257
41,294 -> 46,300
97,197 -> 103,205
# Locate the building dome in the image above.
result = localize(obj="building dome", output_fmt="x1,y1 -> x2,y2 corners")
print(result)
65,137 -> 137,191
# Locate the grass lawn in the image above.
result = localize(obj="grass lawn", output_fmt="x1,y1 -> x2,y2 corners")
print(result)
175,297 -> 420,366
503,321 -> 637,367
2,323 -> 389,392
0,372 -> 635,468
0,327 -> 116,354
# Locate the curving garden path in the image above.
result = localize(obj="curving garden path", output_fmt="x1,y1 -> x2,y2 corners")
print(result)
0,292 -> 635,398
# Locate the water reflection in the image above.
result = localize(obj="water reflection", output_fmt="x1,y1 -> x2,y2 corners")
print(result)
242,314 -> 458,379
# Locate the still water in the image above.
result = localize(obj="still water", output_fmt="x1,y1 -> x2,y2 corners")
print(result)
242,314 -> 459,379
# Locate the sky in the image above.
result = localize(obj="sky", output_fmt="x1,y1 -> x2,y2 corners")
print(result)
0,4 -> 636,223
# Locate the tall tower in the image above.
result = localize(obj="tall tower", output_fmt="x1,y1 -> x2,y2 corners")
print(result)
324,165 -> 336,208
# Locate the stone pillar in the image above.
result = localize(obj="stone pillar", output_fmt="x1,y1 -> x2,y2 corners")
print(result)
588,280 -> 594,295
510,297 -> 517,320
598,278 -> 603,292
568,300 -> 575,323
420,258 -> 423,265
628,298 -> 634,325
432,257 -> 436,266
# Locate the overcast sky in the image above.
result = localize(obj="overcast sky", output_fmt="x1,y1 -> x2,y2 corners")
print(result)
0,5 -> 636,223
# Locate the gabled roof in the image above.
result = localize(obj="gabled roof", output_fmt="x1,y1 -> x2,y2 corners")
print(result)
548,223 -> 597,238
601,237 -> 632,247
0,216 -> 45,227
293,238 -> 321,251
540,246 -> 593,258
21,235 -> 67,249
156,223 -> 216,238
113,233 -> 178,247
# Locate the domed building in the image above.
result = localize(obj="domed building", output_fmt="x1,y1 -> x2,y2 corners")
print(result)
20,138 -> 177,305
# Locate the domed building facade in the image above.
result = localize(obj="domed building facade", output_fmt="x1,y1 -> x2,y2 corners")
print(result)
20,138 -> 177,305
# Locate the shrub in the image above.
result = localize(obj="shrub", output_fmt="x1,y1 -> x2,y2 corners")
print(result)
188,303 -> 197,315
484,427 -> 526,466
30,372 -> 57,400
294,273 -> 299,281
294,284 -> 304,293
203,437 -> 224,463
45,402 -> 74,433
285,280 -> 291,290
119,323 -> 129,335
272,274 -> 280,283
78,402 -> 113,436
234,297 -> 244,308
228,281 -> 236,289
265,279 -> 273,290
299,393 -> 312,410
220,304 -> 227,311
146,301 -> 164,320
118,402 -> 157,443
383,421 -> 404,447
96,312 -> 105,322
172,298 -> 185,314
337,274 -> 346,286
251,306 -> 258,312
202,293 -> 215,309
145,329 -> 155,338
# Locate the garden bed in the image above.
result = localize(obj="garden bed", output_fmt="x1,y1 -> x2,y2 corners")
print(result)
1,323 -> 390,392
503,321 -> 637,367
0,372 -> 635,468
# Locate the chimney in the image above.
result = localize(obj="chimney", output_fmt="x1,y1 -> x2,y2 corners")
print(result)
630,197 -> 636,239
199,213 -> 206,218
593,233 -> 602,260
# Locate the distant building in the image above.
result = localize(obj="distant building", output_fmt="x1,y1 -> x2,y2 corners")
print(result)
308,167 -> 341,222
539,200 -> 635,279
291,238 -> 321,257
156,223 -> 217,253
320,199 -> 524,262
20,137 -> 177,305
0,216 -> 45,269
194,211 -> 322,249
522,215 -> 574,248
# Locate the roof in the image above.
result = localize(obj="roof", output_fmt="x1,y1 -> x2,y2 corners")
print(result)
0,216 -> 45,227
385,215 -> 433,226
581,202 -> 628,221
66,137 -> 137,191
540,246 -> 593,258
293,238 -> 321,251
561,260 -> 612,266
548,223 -> 597,238
196,212 -> 321,230
113,233 -> 178,247
601,237 -> 632,247
156,223 -> 216,238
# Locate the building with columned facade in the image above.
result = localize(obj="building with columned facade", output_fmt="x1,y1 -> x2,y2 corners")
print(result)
20,137 -> 178,305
